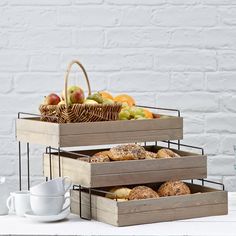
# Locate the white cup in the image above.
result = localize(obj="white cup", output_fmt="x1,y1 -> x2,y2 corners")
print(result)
30,194 -> 70,216
30,177 -> 72,196
7,191 -> 31,217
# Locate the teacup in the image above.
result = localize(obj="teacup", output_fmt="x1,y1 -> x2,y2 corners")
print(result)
30,177 -> 72,196
30,194 -> 70,215
7,191 -> 31,217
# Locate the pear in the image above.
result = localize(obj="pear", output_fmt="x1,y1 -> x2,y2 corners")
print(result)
102,98 -> 114,105
118,109 -> 130,120
87,92 -> 103,104
84,99 -> 98,105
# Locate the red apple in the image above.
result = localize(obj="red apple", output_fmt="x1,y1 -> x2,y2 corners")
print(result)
62,86 -> 84,105
70,88 -> 84,104
43,93 -> 60,105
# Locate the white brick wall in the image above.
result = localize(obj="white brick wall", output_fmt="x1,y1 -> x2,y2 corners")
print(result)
0,0 -> 236,191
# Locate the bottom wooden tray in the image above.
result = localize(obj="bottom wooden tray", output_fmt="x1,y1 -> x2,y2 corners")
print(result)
70,183 -> 228,227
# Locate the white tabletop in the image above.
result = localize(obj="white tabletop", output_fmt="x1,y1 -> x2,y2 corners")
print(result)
0,192 -> 235,236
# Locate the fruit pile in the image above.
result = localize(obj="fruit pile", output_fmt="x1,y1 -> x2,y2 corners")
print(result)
42,87 -> 154,120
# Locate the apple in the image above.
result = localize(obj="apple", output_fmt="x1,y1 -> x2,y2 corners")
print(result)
62,86 -> 85,105
84,99 -> 98,105
43,93 -> 60,105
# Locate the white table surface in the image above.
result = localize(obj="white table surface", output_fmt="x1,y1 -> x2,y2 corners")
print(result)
0,192 -> 235,236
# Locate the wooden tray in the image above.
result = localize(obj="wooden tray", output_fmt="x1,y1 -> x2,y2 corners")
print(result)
16,115 -> 183,147
43,146 -> 207,188
70,183 -> 228,226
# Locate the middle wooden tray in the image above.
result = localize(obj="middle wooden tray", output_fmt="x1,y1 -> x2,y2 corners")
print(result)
43,145 -> 207,188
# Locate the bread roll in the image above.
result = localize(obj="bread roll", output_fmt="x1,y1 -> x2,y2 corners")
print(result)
93,150 -> 112,159
110,144 -> 146,161
105,187 -> 131,199
157,148 -> 180,158
158,181 -> 191,197
78,155 -> 110,163
128,186 -> 159,200
145,151 -> 158,159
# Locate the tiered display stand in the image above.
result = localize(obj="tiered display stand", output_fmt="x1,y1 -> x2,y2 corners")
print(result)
16,106 -> 228,226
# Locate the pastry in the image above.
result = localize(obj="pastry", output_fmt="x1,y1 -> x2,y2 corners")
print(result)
78,155 -> 110,163
158,181 -> 191,197
110,144 -> 146,161
145,151 -> 158,159
128,186 -> 159,200
105,187 -> 131,199
157,148 -> 180,158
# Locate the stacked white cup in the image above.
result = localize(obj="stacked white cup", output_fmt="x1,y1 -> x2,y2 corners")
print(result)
30,177 -> 72,216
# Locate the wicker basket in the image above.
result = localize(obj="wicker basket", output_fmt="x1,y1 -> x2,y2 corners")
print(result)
39,60 -> 122,123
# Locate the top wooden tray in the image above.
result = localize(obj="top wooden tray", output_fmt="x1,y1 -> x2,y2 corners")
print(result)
16,115 -> 183,147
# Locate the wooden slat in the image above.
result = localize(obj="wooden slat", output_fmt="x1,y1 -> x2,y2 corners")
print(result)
70,190 -> 118,214
117,203 -> 228,226
16,118 -> 59,135
17,130 -> 59,147
90,155 -> 206,175
71,203 -> 118,226
60,116 -> 183,135
43,154 -> 91,186
59,129 -> 183,147
117,191 -> 228,214
89,167 -> 207,188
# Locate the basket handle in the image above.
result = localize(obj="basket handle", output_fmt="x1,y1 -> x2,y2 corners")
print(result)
64,60 -> 92,106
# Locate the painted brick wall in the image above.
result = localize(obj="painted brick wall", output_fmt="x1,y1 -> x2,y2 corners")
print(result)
0,0 -> 236,191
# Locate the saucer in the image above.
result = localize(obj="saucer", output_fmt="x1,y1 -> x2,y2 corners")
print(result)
24,210 -> 70,222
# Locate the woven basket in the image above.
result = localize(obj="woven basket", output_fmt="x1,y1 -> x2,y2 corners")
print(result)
39,60 -> 122,123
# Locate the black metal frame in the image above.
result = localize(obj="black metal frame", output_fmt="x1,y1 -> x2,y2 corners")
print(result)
16,107 -> 225,222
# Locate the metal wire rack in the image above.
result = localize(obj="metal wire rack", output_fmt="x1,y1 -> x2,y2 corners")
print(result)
16,106 -> 225,222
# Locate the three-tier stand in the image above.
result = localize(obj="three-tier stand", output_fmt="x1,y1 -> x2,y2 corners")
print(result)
16,106 -> 228,226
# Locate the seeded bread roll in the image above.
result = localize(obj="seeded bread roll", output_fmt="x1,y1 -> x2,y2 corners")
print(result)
110,144 -> 146,161
158,181 -> 191,197
105,187 -> 132,199
128,186 -> 159,200
157,148 -> 180,159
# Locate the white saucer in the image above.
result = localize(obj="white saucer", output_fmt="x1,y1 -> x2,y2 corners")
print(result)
24,210 -> 70,222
